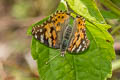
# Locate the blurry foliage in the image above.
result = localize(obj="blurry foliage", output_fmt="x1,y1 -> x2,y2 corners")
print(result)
33,0 -> 60,16
10,0 -> 61,18
111,0 -> 120,9
11,0 -> 30,19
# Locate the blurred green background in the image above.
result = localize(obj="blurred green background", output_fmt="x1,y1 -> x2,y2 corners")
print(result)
0,0 -> 119,80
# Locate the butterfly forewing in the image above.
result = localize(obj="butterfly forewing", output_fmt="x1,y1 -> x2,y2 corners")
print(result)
67,16 -> 90,53
32,10 -> 70,49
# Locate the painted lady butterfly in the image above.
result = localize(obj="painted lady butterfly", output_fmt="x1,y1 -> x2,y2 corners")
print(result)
32,10 -> 90,56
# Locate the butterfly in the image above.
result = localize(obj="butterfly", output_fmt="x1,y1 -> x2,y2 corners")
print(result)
32,10 -> 90,56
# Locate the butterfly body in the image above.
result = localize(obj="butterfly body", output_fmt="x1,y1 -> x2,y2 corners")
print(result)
32,10 -> 90,56
60,25 -> 73,56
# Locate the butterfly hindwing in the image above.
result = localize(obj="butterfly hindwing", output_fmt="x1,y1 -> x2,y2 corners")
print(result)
67,16 -> 90,53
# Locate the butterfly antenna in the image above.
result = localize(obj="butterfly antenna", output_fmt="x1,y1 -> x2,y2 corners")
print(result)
45,53 -> 60,65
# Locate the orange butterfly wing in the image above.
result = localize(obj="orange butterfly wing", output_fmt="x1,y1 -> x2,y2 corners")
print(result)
68,16 -> 90,53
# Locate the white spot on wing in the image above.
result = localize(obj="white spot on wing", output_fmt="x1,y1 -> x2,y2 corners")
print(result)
82,48 -> 85,51
38,25 -> 40,27
82,41 -> 85,44
35,35 -> 37,39
77,45 -> 82,52
37,30 -> 39,32
83,28 -> 86,31
32,31 -> 34,34
40,35 -> 44,43
40,29 -> 42,32
83,18 -> 85,21
33,27 -> 35,30
48,38 -> 52,47
72,45 -> 76,52
41,24 -> 43,26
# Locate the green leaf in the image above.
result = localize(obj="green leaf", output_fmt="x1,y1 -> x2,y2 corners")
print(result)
57,2 -> 67,10
66,0 -> 105,23
28,0 -> 115,80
